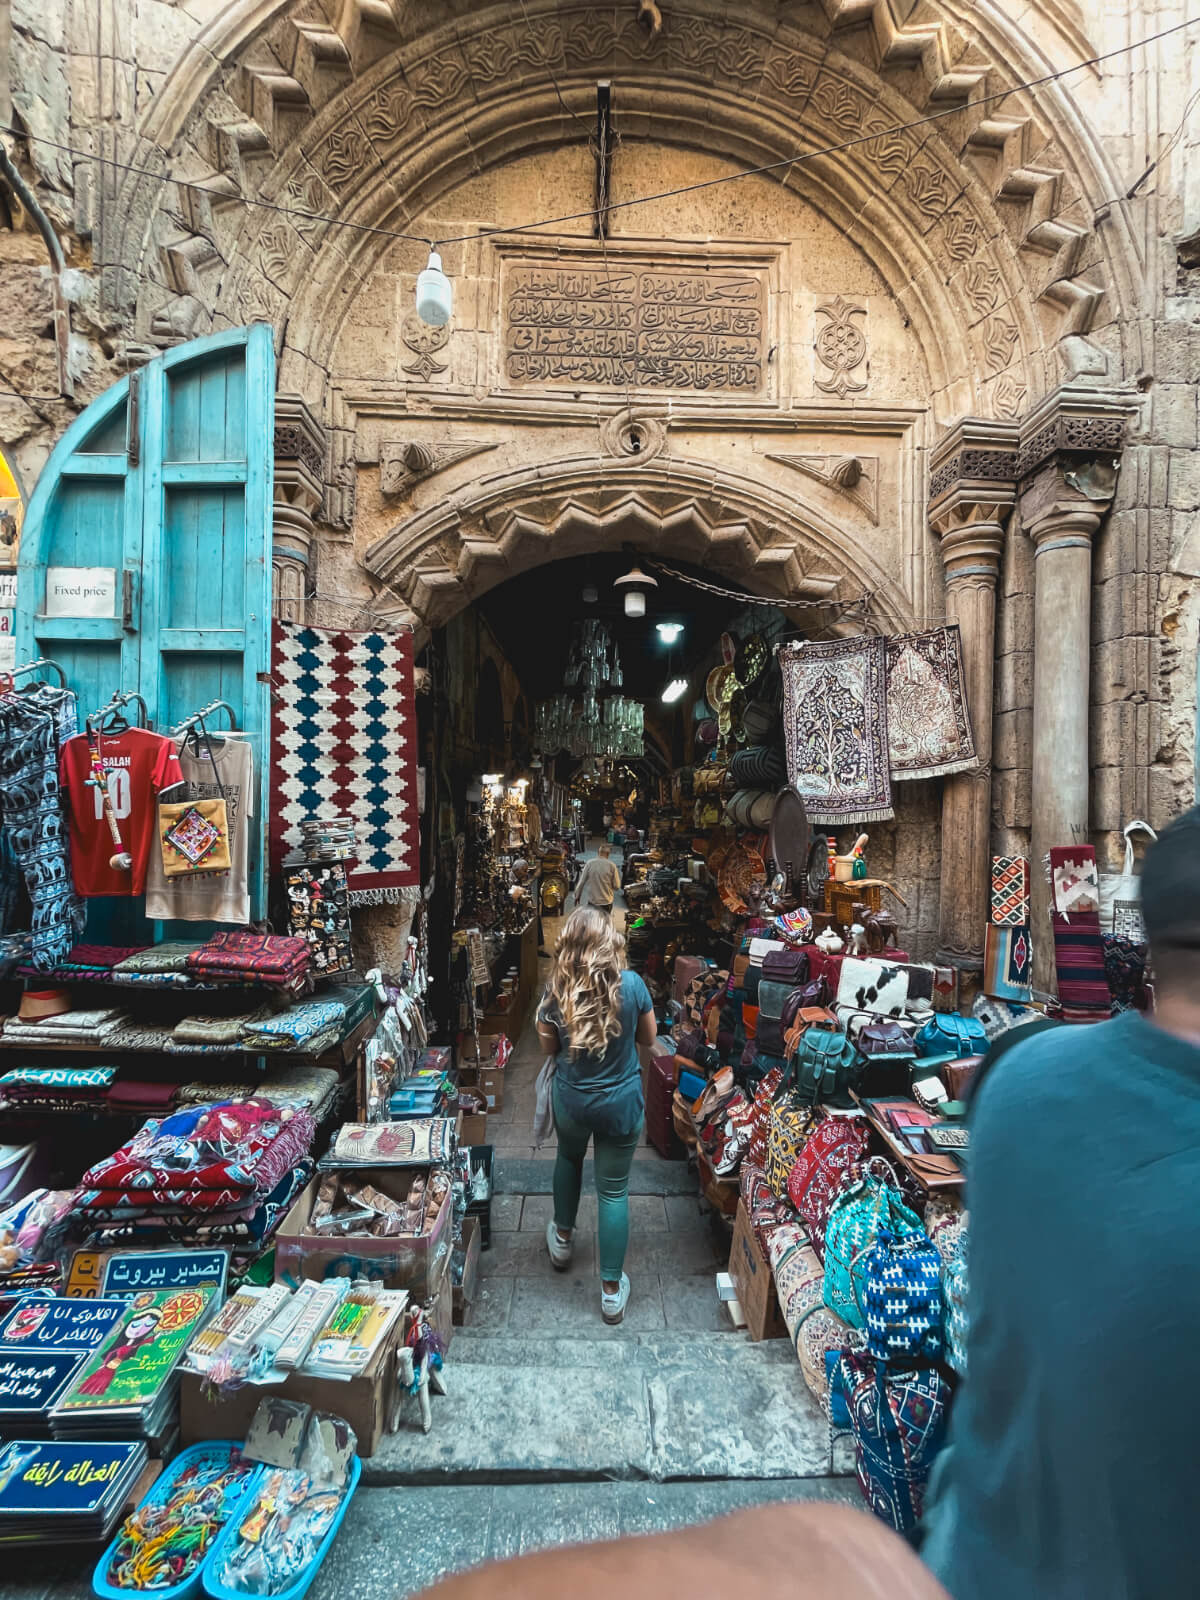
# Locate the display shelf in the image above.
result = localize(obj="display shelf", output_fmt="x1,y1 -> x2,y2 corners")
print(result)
0,1014 -> 377,1069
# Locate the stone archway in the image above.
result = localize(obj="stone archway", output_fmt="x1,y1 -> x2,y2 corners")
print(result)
361,453 -> 919,636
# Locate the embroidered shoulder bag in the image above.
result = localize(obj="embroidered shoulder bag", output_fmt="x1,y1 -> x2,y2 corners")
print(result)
158,725 -> 232,877
857,1225 -> 944,1364
836,1351 -> 950,1533
823,1159 -> 923,1328
786,1115 -> 870,1260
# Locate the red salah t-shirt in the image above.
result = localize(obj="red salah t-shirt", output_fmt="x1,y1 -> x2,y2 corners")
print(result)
60,729 -> 184,896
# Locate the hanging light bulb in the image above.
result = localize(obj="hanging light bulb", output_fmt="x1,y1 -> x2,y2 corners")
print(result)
613,560 -> 658,618
416,249 -> 452,326
582,584 -> 599,604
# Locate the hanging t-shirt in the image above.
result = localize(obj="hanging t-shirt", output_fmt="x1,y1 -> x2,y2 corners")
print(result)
144,735 -> 254,925
60,728 -> 184,897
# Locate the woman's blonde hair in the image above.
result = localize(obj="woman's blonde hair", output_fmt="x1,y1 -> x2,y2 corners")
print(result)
544,908 -> 627,1059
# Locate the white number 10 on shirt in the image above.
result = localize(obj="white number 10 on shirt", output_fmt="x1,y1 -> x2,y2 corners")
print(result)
93,769 -> 132,821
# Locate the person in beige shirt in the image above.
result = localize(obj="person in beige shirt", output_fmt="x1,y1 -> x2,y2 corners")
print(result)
573,843 -> 621,915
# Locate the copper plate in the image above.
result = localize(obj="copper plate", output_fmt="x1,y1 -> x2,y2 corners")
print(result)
735,632 -> 768,689
706,664 -> 737,709
768,786 -> 811,894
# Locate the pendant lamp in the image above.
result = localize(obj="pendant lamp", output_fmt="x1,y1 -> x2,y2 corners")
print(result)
613,560 -> 658,618
416,250 -> 452,326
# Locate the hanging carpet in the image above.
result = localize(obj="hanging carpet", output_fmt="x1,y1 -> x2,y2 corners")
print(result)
270,622 -> 420,906
885,625 -> 978,781
779,637 -> 894,826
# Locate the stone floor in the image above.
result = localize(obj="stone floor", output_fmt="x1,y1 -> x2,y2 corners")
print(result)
9,847 -> 845,1600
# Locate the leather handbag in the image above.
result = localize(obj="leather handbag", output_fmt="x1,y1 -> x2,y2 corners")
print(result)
756,1018 -> 786,1058
756,981 -> 792,1022
915,1013 -> 988,1057
857,1019 -> 918,1060
762,948 -> 809,984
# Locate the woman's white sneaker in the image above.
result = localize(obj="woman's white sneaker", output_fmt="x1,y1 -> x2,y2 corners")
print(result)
601,1273 -> 631,1324
545,1220 -> 573,1270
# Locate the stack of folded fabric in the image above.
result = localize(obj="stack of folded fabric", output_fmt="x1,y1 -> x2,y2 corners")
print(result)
109,942 -> 207,987
1,1007 -> 129,1047
186,932 -> 311,993
70,1099 -> 317,1254
164,1005 -> 277,1055
176,1065 -> 341,1119
0,1065 -> 118,1113
237,984 -> 375,1054
15,945 -> 147,984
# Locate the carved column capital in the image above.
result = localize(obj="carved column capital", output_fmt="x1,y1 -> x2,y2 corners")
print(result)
929,416 -> 1019,587
272,394 -> 326,625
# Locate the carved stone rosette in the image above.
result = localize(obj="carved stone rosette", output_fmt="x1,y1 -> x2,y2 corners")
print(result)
272,394 -> 327,624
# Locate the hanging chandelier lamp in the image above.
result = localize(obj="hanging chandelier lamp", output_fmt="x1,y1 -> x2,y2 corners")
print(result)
534,620 -> 644,761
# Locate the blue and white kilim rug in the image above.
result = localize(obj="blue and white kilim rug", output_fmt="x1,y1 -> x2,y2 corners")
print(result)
270,622 -> 419,904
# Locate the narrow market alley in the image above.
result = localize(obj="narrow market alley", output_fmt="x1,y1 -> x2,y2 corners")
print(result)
300,851 -> 852,1600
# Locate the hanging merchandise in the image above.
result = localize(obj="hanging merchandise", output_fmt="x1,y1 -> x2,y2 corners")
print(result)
270,623 -> 420,907
0,671 -> 84,970
60,723 -> 184,898
146,726 -> 253,924
284,859 -> 353,978
156,724 -> 233,879
884,626 -> 977,782
990,855 -> 1031,926
779,637 -> 894,825
533,620 -> 644,760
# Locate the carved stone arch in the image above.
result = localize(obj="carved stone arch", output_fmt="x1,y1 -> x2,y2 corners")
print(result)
110,0 -> 1140,400
362,455 -> 917,637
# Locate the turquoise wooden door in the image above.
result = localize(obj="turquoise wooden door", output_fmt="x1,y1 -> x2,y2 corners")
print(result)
16,324 -> 274,916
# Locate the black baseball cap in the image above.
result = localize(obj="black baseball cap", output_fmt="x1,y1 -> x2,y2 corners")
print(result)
1139,806 -> 1200,948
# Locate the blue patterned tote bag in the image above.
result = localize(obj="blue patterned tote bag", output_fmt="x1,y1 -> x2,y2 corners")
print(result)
837,1351 -> 950,1532
858,1226 -> 944,1364
823,1159 -> 923,1328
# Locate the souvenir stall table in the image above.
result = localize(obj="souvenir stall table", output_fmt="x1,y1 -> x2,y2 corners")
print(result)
641,621 -> 1153,1537
0,634 -> 471,1582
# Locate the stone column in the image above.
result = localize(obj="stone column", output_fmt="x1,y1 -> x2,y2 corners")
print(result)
1016,388 -> 1126,985
272,395 -> 327,624
927,423 -> 1019,978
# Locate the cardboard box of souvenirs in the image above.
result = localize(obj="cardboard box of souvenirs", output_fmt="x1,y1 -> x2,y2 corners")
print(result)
275,1169 -> 452,1299
458,1105 -> 489,1146
452,1215 -> 482,1325
459,1060 -> 505,1113
180,1329 -> 399,1457
728,1200 -> 789,1343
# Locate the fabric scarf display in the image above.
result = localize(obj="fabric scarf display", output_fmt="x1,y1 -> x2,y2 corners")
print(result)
284,860 -> 353,978
186,932 -> 311,989
884,626 -> 977,781
79,1100 -> 316,1196
82,1162 -> 314,1249
990,856 -> 1030,926
238,997 -> 349,1051
1102,934 -> 1148,1014
171,1008 -> 275,1047
0,685 -> 85,971
1051,911 -> 1110,1020
0,1065 -> 117,1092
983,923 -> 1032,1002
270,622 -> 421,906
779,638 -> 894,825
105,1080 -> 181,1114
2,1008 -> 129,1046
766,1224 -> 853,1410
98,1022 -> 176,1052
176,1066 -> 339,1115
112,943 -> 204,975
1048,846 -> 1100,915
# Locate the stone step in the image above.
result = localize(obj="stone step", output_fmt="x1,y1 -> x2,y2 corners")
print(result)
310,1479 -> 861,1600
362,1331 -> 837,1487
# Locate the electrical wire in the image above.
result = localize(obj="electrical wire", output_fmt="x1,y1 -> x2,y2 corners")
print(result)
0,15 -> 1192,255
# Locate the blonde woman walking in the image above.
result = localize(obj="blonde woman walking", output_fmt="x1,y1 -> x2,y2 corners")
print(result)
536,907 -> 656,1324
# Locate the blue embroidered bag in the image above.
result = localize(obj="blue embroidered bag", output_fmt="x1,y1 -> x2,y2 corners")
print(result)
858,1226 -> 944,1364
823,1161 -> 923,1328
837,1351 -> 950,1532
944,1253 -> 968,1374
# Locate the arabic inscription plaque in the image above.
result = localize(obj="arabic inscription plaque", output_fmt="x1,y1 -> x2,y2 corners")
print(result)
501,255 -> 769,393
